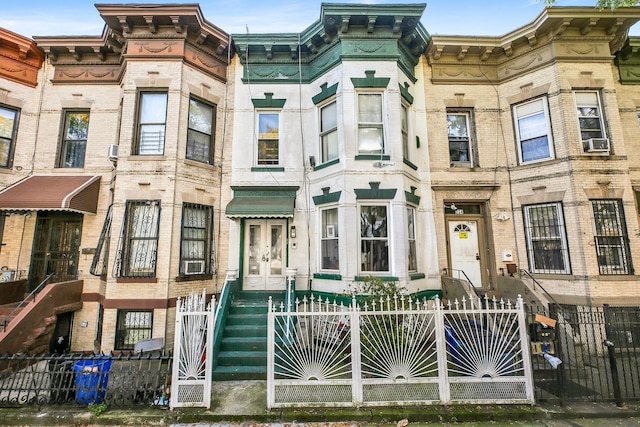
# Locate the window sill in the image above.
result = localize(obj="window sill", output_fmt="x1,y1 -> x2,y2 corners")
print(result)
129,155 -> 165,161
355,154 -> 390,161
184,158 -> 215,168
116,277 -> 158,283
410,273 -> 425,280
314,158 -> 339,171
516,158 -> 562,169
403,158 -> 418,170
597,274 -> 639,281
579,154 -> 626,161
251,166 -> 285,172
175,274 -> 214,282
524,273 -> 574,280
354,275 -> 398,282
313,272 -> 342,280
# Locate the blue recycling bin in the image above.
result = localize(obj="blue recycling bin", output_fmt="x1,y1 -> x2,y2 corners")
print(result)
73,357 -> 112,404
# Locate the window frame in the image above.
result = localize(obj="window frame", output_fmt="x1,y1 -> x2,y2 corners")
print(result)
513,97 -> 555,164
319,99 -> 338,164
523,202 -> 571,274
256,111 -> 280,166
359,204 -> 390,274
179,202 -> 215,276
186,96 -> 215,164
114,309 -> 153,351
356,91 -> 385,155
320,206 -> 339,271
401,102 -> 411,162
58,110 -> 90,168
591,199 -> 633,275
406,206 -> 417,273
574,90 -> 607,151
446,109 -> 475,166
114,200 -> 161,278
0,104 -> 20,169
134,91 -> 168,156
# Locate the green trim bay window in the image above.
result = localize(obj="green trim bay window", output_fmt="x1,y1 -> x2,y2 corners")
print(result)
258,112 -> 280,165
360,205 -> 389,273
321,207 -> 339,270
357,93 -> 384,155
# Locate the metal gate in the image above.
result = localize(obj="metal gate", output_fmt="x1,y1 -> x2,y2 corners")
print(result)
170,290 -> 215,409
268,295 -> 533,408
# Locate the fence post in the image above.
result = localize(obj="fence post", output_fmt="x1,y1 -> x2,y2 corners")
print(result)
603,304 -> 625,408
350,295 -> 363,407
433,297 -> 450,404
517,295 -> 535,404
267,297 -> 275,409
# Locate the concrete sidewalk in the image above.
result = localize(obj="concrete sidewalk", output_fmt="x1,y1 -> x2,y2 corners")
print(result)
1,381 -> 640,426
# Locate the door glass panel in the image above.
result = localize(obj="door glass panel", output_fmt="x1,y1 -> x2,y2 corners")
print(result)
248,224 -> 262,276
270,224 -> 283,275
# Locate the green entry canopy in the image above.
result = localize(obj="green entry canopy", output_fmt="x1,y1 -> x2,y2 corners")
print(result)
225,186 -> 298,218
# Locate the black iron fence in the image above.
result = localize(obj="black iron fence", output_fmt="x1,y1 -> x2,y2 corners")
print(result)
528,304 -> 640,405
0,352 -> 172,407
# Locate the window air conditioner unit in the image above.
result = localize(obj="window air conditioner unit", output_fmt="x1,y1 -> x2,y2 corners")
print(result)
584,138 -> 610,153
108,144 -> 119,161
184,260 -> 205,275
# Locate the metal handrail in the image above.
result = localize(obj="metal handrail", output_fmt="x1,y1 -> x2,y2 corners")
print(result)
518,268 -> 559,306
1,273 -> 55,332
446,268 -> 484,301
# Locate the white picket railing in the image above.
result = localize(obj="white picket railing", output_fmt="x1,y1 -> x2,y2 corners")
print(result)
267,294 -> 533,408
170,289 -> 216,409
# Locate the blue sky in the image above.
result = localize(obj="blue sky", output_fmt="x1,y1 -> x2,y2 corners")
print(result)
1,0 -> 637,38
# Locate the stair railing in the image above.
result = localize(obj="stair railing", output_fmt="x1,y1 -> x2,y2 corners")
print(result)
517,268 -> 559,307
212,271 -> 237,368
283,271 -> 296,344
1,273 -> 55,332
444,268 -> 484,302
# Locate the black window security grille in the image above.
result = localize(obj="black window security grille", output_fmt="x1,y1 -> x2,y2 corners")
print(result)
113,200 -> 160,278
179,203 -> 215,276
523,202 -> 570,274
591,199 -> 633,275
115,310 -> 153,350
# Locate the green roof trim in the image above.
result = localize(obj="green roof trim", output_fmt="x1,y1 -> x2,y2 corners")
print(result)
403,158 -> 418,170
313,187 -> 342,206
312,82 -> 339,105
355,182 -> 396,200
251,92 -> 286,108
351,70 -> 390,88
399,82 -> 414,104
226,186 -> 299,218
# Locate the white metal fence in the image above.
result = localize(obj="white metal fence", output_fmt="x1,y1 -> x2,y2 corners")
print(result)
267,294 -> 533,408
170,290 -> 215,409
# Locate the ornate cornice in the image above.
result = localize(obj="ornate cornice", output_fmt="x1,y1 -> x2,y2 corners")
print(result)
428,6 -> 640,84
33,4 -> 229,84
0,28 -> 44,87
233,3 -> 430,84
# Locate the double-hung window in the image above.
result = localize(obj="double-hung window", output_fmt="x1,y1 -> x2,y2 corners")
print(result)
575,91 -> 608,153
115,310 -> 153,350
407,206 -> 417,273
360,205 -> 389,273
523,202 -> 570,274
59,111 -> 89,168
257,112 -> 280,165
187,97 -> 215,164
320,207 -> 339,270
180,203 -> 214,276
401,104 -> 410,161
447,110 -> 473,165
591,199 -> 633,275
513,97 -> 554,164
357,93 -> 384,155
115,200 -> 160,278
136,92 -> 167,155
320,100 -> 338,163
0,105 -> 19,168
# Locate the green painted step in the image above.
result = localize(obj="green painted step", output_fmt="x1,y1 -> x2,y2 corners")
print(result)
213,292 -> 286,381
